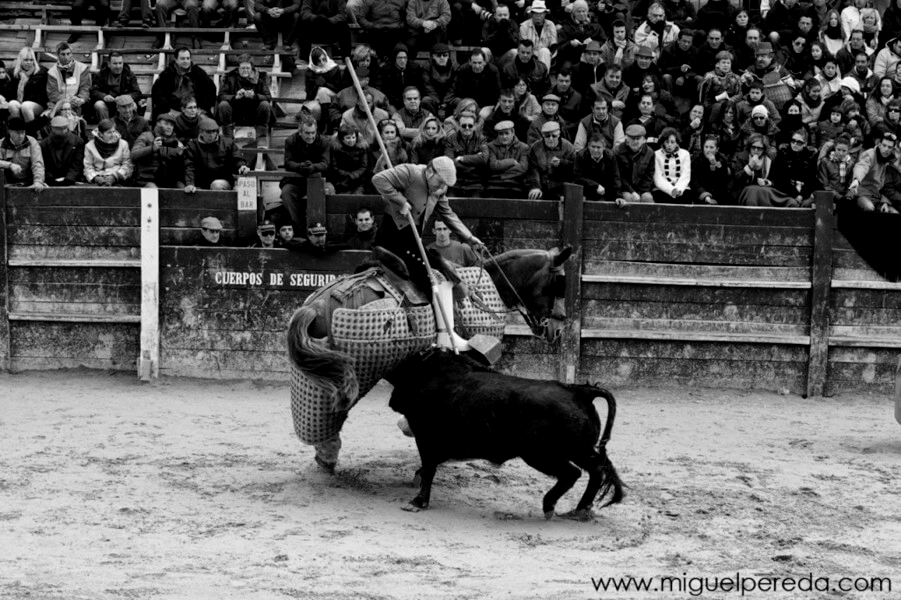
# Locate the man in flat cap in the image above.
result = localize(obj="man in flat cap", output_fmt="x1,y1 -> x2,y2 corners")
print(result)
114,94 -> 151,148
623,45 -> 664,93
40,115 -> 85,186
527,120 -> 575,199
0,117 -> 46,191
184,117 -> 250,193
91,52 -> 144,123
527,93 -> 569,145
485,120 -> 530,198
613,124 -> 656,205
198,216 -> 223,246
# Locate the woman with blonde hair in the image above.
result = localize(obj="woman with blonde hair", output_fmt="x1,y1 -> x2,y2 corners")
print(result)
409,115 -> 447,165
7,47 -> 49,127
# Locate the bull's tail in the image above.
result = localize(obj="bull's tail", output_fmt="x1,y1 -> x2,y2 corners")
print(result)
286,304 -> 359,410
592,386 -> 625,507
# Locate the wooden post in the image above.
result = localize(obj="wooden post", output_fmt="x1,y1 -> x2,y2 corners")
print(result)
895,356 -> 901,425
558,183 -> 584,384
806,191 -> 835,398
139,187 -> 160,381
0,172 -> 9,372
307,176 -> 327,230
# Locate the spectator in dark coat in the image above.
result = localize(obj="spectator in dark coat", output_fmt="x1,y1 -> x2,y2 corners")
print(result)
405,0 -> 452,56
421,43 -> 456,117
449,49 -> 502,113
216,55 -> 272,141
355,0 -> 408,60
280,115 -> 331,229
39,116 -> 85,186
113,94 -> 151,148
614,123 -> 656,203
556,0 -> 605,69
151,47 -> 217,121
296,0 -> 350,58
574,133 -> 623,202
184,117 -> 250,192
501,40 -> 551,99
7,48 -> 50,133
130,112 -> 186,188
691,135 -> 732,204
381,44 -> 426,113
443,111 -> 487,196
91,52 -> 144,122
482,4 -> 520,63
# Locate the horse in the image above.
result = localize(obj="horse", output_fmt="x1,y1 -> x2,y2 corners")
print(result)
285,245 -> 573,469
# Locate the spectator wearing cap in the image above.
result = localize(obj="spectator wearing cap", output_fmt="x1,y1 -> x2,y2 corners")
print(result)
571,40 -> 605,101
527,120 -> 575,199
198,216 -> 223,247
151,47 -> 217,121
371,156 -> 484,294
91,52 -> 144,123
623,45 -> 663,94
574,132 -> 623,202
556,0 -> 604,70
46,42 -> 91,116
501,39 -> 551,100
422,43 -> 456,118
634,3 -> 680,61
184,117 -> 250,193
527,93 -> 570,145
40,115 -> 85,187
614,124 -> 656,204
739,104 -> 780,157
114,95 -> 152,148
405,0 -> 452,57
848,132 -> 901,212
250,219 -> 278,248
740,41 -> 796,111
281,114 -> 331,229
84,118 -> 132,186
296,0 -> 351,59
291,221 -> 351,255
659,29 -> 702,102
574,96 -> 625,152
449,49 -> 502,114
130,111 -> 186,189
393,86 -> 434,141
482,4 -> 520,64
216,55 -> 273,142
444,111 -> 487,197
0,117 -> 46,191
599,20 -> 637,73
485,119 -> 530,197
519,0 -> 556,70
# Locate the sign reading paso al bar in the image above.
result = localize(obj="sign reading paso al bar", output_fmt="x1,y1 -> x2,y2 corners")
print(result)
210,269 -> 339,290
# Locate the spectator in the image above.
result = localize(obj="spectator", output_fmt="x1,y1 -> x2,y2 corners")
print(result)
381,44 -> 425,113
151,47 -> 216,121
871,99 -> 901,140
328,122 -> 371,194
614,124 -> 656,204
483,4 -> 520,64
502,40 -> 550,100
626,93 -> 668,147
442,97 -> 479,137
731,134 -> 790,206
836,30 -> 871,76
422,43 -> 456,117
840,0 -> 868,42
184,117 -> 250,192
770,127 -> 817,206
527,93 -> 569,145
527,120 -> 575,199
740,104 -> 780,155
598,19 -> 636,73
405,0 -> 452,56
39,115 -> 85,186
373,118 -> 409,173
736,80 -> 780,125
512,76 -> 542,123
659,29 -> 702,103
393,86 -> 434,141
0,60 -> 12,129
797,79 -> 825,129
292,222 -> 350,255
818,134 -> 855,204
571,40 -> 605,101
630,75 -> 679,128
661,0 -> 697,30
345,207 -> 378,250
297,0 -> 350,58
697,0 -> 736,39
449,49 -> 502,113
275,219 -> 296,247
410,115 -> 447,164
69,0 -> 111,43
484,120 -> 530,197
866,76 -> 896,126
46,43 -> 90,116
733,26 -> 762,72
701,51 -> 742,108
848,132 -> 901,212
444,111 -> 487,196
250,219 -> 278,248
783,35 -> 813,84
815,105 -> 847,148
741,42 -> 796,111
820,9 -> 845,58
173,96 -> 202,143
874,36 -> 901,80
305,48 -> 343,134
51,101 -> 89,143
652,127 -> 692,204
114,0 -> 154,28
765,0 -> 803,45
883,1 -> 901,53
131,111 -> 186,188
428,219 -> 479,266
691,135 -> 732,205
519,0 -> 556,70
634,3 -> 680,60
355,0 -> 407,60
84,119 -> 132,186
549,69 -> 583,139
695,28 -> 733,80
483,88 -> 531,142
707,100 -> 742,158
556,0 -> 604,70
252,0 -> 302,51
198,216 -> 223,247
573,133 -> 623,202
332,67 -> 387,129
281,115 -> 330,228
574,97 -> 625,152
0,117 -> 45,190
341,90 -> 390,146
726,11 -> 751,60
91,52 -> 144,123
154,0 -> 203,49
681,103 -> 706,155
846,53 -> 875,97
594,65 -> 630,121
623,46 -> 663,94
816,59 -> 843,100
794,14 -> 819,48
216,55 -> 272,142
113,95 -> 151,147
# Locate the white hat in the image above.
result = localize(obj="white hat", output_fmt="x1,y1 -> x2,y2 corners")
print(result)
840,76 -> 861,94
530,0 -> 548,12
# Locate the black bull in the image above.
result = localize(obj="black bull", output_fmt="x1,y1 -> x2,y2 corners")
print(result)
386,350 -> 625,520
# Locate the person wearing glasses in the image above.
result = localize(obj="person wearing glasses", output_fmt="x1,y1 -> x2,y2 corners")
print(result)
634,3 -> 680,61
740,42 -> 797,111
250,220 -> 278,248
731,133 -> 803,207
770,128 -> 817,207
216,55 -> 272,143
526,120 -> 574,200
740,105 -> 780,158
422,43 -> 455,118
872,99 -> 901,140
444,112 -> 487,197
172,96 -> 203,144
847,131 -> 901,213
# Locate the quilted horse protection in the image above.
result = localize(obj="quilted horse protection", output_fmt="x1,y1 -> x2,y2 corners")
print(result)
291,266 -> 507,445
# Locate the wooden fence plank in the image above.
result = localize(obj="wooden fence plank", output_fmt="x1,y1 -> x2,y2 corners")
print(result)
584,239 -> 812,266
8,245 -> 141,262
582,260 -> 811,283
583,220 -> 814,246
583,202 -> 814,227
140,187 -> 160,380
806,191 -> 834,397
583,283 -> 810,307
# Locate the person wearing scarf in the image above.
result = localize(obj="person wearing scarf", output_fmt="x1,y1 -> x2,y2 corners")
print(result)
150,47 -> 216,121
798,79 -> 825,129
652,127 -> 692,204
866,76 -> 896,125
691,135 -> 732,205
216,55 -> 272,141
848,131 -> 901,212
816,59 -> 843,100
46,42 -> 90,115
731,133 -> 796,207
83,119 -> 132,186
820,9 -> 846,57
817,134 -> 855,202
9,48 -> 50,125
39,115 -> 85,186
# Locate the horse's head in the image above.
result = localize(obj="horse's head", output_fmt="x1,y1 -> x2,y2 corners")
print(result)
487,246 -> 573,345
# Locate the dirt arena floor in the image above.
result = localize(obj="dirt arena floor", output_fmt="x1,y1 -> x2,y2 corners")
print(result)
1,369 -> 899,600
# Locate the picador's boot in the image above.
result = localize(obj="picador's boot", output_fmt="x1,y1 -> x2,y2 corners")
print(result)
433,281 -> 470,351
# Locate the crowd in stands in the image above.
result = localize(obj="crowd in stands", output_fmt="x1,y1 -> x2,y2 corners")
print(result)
2,0 -> 901,250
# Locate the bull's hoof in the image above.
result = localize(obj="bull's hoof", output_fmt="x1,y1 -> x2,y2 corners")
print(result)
401,504 -> 423,512
559,508 -> 596,522
543,510 -> 555,520
402,497 -> 429,512
314,456 -> 337,474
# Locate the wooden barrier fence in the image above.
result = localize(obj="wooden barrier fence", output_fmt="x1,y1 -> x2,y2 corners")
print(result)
1,178 -> 900,396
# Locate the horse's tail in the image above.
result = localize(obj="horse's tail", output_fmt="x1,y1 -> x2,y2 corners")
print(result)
286,304 -> 359,410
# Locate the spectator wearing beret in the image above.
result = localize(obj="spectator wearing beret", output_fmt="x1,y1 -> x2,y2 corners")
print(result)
614,124 -> 656,204
485,120 -> 530,198
114,94 -> 152,147
527,120 -> 575,200
40,115 -> 85,186
184,117 -> 250,193
0,117 -> 46,191
527,93 -> 570,145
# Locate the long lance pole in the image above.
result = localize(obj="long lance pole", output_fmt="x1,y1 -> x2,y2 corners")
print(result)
343,57 -> 459,353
